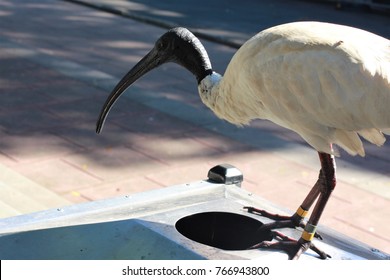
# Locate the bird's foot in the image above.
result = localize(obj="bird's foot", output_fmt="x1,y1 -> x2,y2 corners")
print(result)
250,231 -> 331,260
244,206 -> 294,221
244,206 -> 323,239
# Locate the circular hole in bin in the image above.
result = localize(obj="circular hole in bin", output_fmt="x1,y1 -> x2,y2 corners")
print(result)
175,212 -> 273,250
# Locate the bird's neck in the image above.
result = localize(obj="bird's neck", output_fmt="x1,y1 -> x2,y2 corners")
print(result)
198,72 -> 261,126
198,72 -> 249,126
198,72 -> 222,110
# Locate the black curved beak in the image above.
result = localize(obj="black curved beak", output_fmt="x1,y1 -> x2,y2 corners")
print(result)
96,47 -> 163,134
96,27 -> 212,134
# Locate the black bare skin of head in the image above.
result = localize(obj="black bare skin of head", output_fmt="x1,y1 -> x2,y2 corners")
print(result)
96,27 -> 213,134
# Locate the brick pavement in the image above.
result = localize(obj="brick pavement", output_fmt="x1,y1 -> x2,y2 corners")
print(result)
0,0 -> 389,254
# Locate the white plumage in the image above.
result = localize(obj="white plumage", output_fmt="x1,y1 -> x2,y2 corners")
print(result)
199,21 -> 390,156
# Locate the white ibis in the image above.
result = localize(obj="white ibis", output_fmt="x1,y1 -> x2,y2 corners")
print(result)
96,21 -> 390,259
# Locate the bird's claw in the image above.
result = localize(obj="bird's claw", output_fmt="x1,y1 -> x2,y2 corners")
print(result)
244,206 -> 323,240
314,231 -> 323,240
249,233 -> 331,260
244,206 -> 291,220
244,206 -> 329,259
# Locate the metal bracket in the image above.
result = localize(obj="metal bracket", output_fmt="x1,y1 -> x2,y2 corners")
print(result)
207,164 -> 243,186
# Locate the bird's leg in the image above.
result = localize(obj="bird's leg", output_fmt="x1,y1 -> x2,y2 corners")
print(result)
245,180 -> 321,231
292,152 -> 336,258
249,152 -> 336,260
244,170 -> 324,241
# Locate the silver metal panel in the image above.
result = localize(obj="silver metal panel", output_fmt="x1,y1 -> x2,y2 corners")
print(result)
0,178 -> 388,260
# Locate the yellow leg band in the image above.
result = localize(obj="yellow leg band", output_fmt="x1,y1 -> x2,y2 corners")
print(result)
301,223 -> 317,242
296,206 -> 308,218
302,231 -> 315,241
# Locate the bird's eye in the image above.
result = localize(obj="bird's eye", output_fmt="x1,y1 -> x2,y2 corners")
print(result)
157,41 -> 165,50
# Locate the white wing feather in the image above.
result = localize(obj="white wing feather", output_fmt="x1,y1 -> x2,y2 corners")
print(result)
218,22 -> 390,156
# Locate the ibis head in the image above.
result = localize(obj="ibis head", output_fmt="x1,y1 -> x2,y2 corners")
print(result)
96,27 -> 213,134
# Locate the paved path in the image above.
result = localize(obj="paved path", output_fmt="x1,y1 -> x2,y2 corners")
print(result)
0,0 -> 389,253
